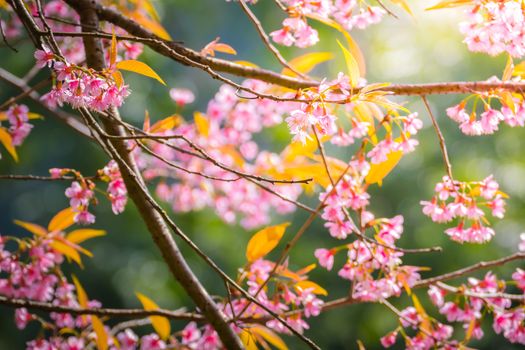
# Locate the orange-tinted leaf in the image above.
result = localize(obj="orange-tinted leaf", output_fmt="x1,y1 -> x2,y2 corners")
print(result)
150,114 -> 183,133
250,325 -> 288,350
92,316 -> 108,350
136,293 -> 171,340
13,220 -> 47,237
213,43 -> 237,55
66,229 -> 106,244
282,52 -> 334,76
0,128 -> 18,162
194,111 -> 209,137
127,10 -> 171,40
336,39 -> 360,87
201,38 -> 236,57
48,207 -> 76,232
116,60 -> 166,86
217,145 -> 245,167
246,223 -> 290,262
50,241 -> 82,265
295,280 -> 328,296
365,151 -> 403,185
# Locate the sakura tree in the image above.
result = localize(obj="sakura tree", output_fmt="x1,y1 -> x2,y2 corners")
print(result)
0,0 -> 524,349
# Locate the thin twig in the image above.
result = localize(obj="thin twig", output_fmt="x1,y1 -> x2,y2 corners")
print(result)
238,0 -> 308,79
421,95 -> 453,180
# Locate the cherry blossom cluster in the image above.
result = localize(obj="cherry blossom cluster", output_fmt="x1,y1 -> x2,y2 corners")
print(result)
459,0 -> 525,57
0,227 -> 105,341
421,175 -> 506,243
99,160 -> 128,215
316,215 -> 423,301
234,258 -> 325,334
140,81 -> 304,229
269,0 -> 385,48
366,112 -> 423,162
318,162 -> 370,239
51,162 -> 128,225
36,46 -> 131,112
381,248 -> 525,350
446,90 -> 525,136
0,104 -> 34,159
380,306 -> 456,349
0,223 -> 228,350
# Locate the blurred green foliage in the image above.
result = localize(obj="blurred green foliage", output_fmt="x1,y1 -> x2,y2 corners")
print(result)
0,1 -> 523,349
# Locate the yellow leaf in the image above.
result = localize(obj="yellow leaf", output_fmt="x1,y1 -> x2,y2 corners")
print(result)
116,60 -> 166,86
250,325 -> 288,350
513,61 -> 525,78
0,128 -> 18,162
281,138 -> 318,162
426,0 -> 473,10
0,0 -> 7,9
127,10 -> 171,40
294,280 -> 328,296
66,229 -> 106,244
136,292 -> 171,340
194,111 -> 210,137
150,114 -> 183,133
240,329 -> 259,350
390,0 -> 414,16
306,13 -> 366,76
336,39 -> 360,88
246,223 -> 290,262
143,110 -> 151,132
138,0 -> 160,21
465,318 -> 476,341
72,275 -> 88,308
92,316 -> 108,350
365,150 -> 403,185
110,32 -> 117,67
112,70 -> 124,88
234,60 -> 260,68
282,52 -> 334,76
13,220 -> 47,237
296,263 -> 317,275
27,112 -> 43,120
48,207 -> 76,232
503,54 -> 514,81
50,241 -> 82,265
411,294 -> 432,333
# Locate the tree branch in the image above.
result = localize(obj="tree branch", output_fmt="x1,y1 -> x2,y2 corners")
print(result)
0,295 -> 203,321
